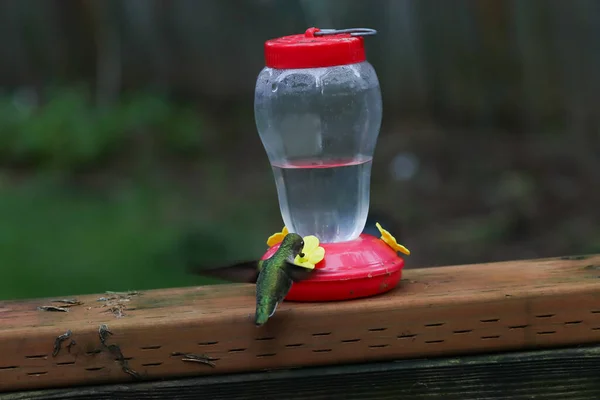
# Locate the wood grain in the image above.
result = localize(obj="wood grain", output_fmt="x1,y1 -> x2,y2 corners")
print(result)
4,345 -> 600,400
0,254 -> 599,393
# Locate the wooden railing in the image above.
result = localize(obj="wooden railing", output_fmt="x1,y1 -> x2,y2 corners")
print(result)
1,254 -> 599,398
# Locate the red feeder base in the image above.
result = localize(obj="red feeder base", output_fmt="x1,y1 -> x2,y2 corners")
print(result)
260,233 -> 405,302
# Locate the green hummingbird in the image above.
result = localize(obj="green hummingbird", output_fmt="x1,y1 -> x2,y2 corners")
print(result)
186,233 -> 315,326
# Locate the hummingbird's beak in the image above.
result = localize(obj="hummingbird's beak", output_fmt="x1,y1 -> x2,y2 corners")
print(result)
298,252 -> 305,258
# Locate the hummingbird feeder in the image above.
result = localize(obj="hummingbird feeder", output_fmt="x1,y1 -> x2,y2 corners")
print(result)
254,27 -> 408,302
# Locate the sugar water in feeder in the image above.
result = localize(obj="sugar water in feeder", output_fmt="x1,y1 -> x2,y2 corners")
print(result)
254,28 -> 409,302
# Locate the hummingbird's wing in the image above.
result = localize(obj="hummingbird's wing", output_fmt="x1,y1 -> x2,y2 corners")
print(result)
187,260 -> 264,283
281,261 -> 316,282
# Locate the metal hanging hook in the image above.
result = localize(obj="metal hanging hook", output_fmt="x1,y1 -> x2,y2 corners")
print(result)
314,28 -> 377,37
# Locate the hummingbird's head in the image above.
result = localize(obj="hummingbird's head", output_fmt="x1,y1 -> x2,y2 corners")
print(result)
280,232 -> 305,258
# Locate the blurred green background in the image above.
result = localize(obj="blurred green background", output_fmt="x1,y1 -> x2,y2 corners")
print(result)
0,0 -> 598,300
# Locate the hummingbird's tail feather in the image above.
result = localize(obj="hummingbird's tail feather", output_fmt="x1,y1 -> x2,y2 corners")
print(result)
255,301 -> 279,327
186,260 -> 262,283
269,302 -> 279,318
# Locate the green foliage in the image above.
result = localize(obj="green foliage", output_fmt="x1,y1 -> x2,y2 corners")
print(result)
0,86 -> 206,169
0,177 -> 269,300
0,86 -> 265,300
0,182 -> 171,299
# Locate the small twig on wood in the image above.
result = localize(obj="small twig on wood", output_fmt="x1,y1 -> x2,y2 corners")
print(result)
103,304 -> 126,318
37,306 -> 69,312
98,324 -> 113,345
172,351 -> 217,367
97,290 -> 141,318
105,290 -> 142,297
98,324 -> 142,379
52,330 -> 72,357
67,340 -> 77,353
51,298 -> 83,306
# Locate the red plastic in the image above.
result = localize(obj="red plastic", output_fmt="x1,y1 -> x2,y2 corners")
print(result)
264,27 -> 366,69
261,234 -> 405,302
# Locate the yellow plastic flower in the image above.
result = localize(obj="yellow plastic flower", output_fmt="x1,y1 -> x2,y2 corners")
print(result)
267,226 -> 289,247
376,222 -> 410,255
294,235 -> 325,269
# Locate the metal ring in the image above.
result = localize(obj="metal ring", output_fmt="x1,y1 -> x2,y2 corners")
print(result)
313,28 -> 377,37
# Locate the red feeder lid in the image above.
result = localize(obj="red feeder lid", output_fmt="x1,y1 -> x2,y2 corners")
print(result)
264,27 -> 372,69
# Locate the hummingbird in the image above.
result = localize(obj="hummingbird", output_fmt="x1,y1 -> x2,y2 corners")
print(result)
186,233 -> 315,326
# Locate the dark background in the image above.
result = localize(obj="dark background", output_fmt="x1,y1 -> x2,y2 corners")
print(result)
0,0 -> 598,300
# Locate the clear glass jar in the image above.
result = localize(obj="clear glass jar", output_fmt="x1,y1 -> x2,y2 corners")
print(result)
254,28 -> 382,243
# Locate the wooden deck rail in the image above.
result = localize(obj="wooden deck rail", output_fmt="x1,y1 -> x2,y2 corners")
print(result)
1,254 -> 600,397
